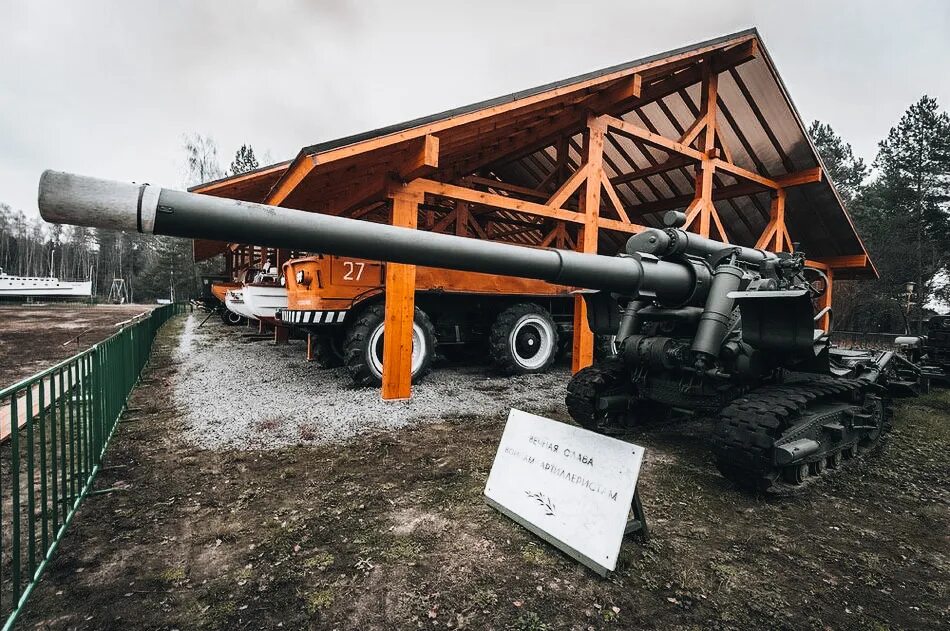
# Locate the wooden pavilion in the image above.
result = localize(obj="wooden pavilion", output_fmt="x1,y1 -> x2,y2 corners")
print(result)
192,28 -> 875,400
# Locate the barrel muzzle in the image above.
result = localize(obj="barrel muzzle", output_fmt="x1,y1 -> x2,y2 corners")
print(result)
38,170 -> 160,234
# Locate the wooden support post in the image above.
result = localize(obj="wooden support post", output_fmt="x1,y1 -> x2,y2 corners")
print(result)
274,324 -> 290,345
700,58 -> 718,155
381,190 -> 422,400
306,333 -> 314,362
572,116 -> 605,374
820,268 -> 834,333
755,189 -> 787,251
696,58 -> 726,241
696,160 -> 715,237
680,59 -> 727,241
455,201 -> 470,237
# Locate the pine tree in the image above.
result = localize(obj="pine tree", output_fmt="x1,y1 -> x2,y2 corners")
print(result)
229,144 -> 260,175
808,121 -> 868,203
853,96 -> 950,330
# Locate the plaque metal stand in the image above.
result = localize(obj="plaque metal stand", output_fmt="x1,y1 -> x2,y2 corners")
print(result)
623,487 -> 649,542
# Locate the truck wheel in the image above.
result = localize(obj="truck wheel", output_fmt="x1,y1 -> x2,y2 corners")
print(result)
311,333 -> 345,368
343,304 -> 436,386
490,303 -> 559,374
220,309 -> 245,326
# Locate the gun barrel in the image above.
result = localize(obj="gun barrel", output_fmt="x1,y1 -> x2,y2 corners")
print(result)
38,170 -> 699,298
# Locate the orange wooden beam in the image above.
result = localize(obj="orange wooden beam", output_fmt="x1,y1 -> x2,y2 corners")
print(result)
572,117 -> 606,374
677,115 -> 707,147
775,167 -> 823,187
264,155 -> 316,205
755,190 -> 787,250
819,268 -> 834,332
597,217 -> 645,234
399,134 -> 440,182
811,254 -> 869,269
381,191 -> 422,400
467,176 -> 549,200
600,170 -> 632,224
407,179 -> 586,224
585,74 -> 642,115
407,176 -> 648,236
609,154 -> 693,187
321,136 -> 442,216
546,164 -> 589,209
538,135 -> 570,191
711,158 -> 780,189
603,115 -> 706,161
700,58 -> 719,155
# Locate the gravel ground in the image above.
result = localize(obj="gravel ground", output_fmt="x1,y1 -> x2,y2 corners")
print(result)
173,314 -> 572,449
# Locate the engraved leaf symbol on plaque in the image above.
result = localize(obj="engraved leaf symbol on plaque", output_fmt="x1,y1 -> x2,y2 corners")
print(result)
525,490 -> 556,516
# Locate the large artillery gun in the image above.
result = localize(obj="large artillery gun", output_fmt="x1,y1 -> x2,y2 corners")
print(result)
38,170 -> 904,491
895,316 -> 950,386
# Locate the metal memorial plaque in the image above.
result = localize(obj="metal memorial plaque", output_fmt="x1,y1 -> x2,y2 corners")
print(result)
484,409 -> 645,576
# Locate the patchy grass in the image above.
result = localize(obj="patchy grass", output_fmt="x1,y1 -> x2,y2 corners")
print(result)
305,587 -> 336,614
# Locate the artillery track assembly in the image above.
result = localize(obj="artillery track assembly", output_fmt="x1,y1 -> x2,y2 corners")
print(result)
37,172 -> 916,492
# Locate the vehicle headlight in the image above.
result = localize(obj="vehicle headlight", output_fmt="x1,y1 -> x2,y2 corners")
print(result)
279,275 -> 286,286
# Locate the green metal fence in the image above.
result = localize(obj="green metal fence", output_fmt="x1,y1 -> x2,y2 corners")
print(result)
0,303 -> 186,629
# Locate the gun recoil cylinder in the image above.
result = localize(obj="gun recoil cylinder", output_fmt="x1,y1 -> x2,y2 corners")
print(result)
627,227 -> 774,266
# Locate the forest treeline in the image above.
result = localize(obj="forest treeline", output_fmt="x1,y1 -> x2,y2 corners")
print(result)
0,135 -> 259,302
810,96 -> 950,331
1,97 -> 948,332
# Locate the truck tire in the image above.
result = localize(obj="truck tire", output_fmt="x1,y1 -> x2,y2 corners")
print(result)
490,303 -> 559,374
311,333 -> 345,368
343,304 -> 436,386
220,309 -> 245,326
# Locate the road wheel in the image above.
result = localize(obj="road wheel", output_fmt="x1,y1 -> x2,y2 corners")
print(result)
311,333 -> 345,368
490,303 -> 559,374
220,309 -> 245,326
343,304 -> 436,386
783,463 -> 809,485
565,357 -> 628,432
858,394 -> 886,450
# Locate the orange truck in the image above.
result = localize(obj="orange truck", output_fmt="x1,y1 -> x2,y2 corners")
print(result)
277,255 -> 577,385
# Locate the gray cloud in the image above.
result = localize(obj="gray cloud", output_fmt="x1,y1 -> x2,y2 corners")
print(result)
2,0 -> 948,215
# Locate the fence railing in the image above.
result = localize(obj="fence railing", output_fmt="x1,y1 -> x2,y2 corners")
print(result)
0,303 -> 186,629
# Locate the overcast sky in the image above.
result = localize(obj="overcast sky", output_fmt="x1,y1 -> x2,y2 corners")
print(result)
2,0 -> 948,216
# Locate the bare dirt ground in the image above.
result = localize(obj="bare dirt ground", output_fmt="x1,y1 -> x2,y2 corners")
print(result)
0,304 -> 154,389
17,316 -> 949,630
